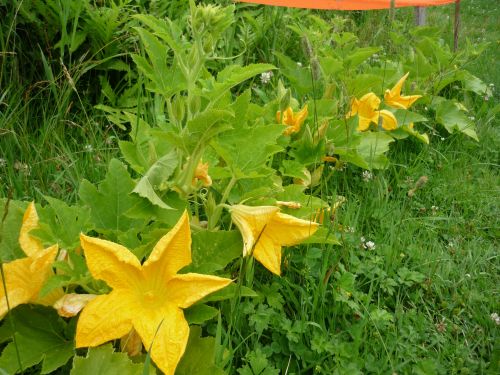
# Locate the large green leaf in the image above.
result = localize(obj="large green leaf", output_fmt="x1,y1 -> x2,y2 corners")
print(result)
132,151 -> 177,209
71,344 -> 148,375
211,125 -> 283,177
434,99 -> 478,141
186,230 -> 243,273
357,132 -> 395,170
34,197 -> 91,250
0,306 -> 73,374
0,199 -> 28,262
176,326 -> 224,375
79,159 -> 143,235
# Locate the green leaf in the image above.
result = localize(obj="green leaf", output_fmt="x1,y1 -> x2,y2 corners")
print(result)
132,151 -> 177,209
0,305 -> 73,374
176,326 -> 224,375
211,125 -> 283,177
185,304 -> 219,324
34,197 -> 91,250
434,99 -> 478,141
200,284 -> 258,303
357,132 -> 395,169
79,159 -> 143,235
344,46 -> 380,69
187,230 -> 242,273
71,344 -> 147,375
206,64 -> 276,103
0,199 -> 28,262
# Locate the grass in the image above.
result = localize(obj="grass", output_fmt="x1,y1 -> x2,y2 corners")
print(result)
0,0 -> 498,374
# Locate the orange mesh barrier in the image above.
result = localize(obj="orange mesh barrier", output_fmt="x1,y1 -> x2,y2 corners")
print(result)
236,0 -> 456,10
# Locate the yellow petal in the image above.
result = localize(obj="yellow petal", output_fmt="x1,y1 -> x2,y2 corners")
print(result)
80,234 -> 142,290
133,305 -> 189,375
75,291 -> 134,348
0,245 -> 58,318
388,72 -> 409,98
253,236 -> 282,276
347,97 -> 360,118
379,110 -> 398,131
281,107 -> 294,126
266,213 -> 319,247
357,115 -> 373,132
230,205 -> 279,256
167,273 -> 232,308
384,73 -> 421,109
19,202 -> 44,256
143,211 -> 192,279
295,104 -> 308,126
54,293 -> 97,318
358,92 -> 381,118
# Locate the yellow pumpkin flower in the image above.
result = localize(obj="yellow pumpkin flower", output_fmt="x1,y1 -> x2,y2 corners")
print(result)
75,211 -> 232,375
276,105 -> 308,135
384,72 -> 422,109
0,202 -> 60,318
229,205 -> 318,276
347,92 -> 398,131
192,160 -> 212,187
53,293 -> 97,318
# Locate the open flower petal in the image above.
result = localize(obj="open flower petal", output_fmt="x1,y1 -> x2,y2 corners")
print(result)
384,73 -> 421,109
379,110 -> 398,130
80,234 -> 142,290
19,202 -> 44,256
0,244 -> 58,318
75,291 -> 134,348
266,213 -> 319,247
133,305 -> 189,375
167,273 -> 233,308
230,205 -> 279,256
253,236 -> 282,276
143,211 -> 192,278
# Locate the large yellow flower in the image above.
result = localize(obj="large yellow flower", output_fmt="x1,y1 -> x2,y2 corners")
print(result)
229,205 -> 318,276
0,202 -> 60,318
75,211 -> 232,375
276,105 -> 308,135
347,92 -> 397,131
384,72 -> 422,109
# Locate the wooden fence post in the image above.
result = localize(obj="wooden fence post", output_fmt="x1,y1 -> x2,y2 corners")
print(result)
454,0 -> 461,51
415,6 -> 426,26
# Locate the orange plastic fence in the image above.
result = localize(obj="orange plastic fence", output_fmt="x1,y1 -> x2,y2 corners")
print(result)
236,0 -> 457,10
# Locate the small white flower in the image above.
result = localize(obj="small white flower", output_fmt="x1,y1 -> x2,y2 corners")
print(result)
364,241 -> 376,250
360,236 -> 366,243
490,313 -> 500,325
0,158 -> 6,167
260,71 -> 273,84
84,144 -> 93,152
362,170 -> 373,182
431,205 -> 439,214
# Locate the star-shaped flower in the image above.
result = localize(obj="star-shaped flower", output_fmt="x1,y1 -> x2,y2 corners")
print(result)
0,202 -> 60,318
75,211 -> 232,375
347,92 -> 397,131
384,72 -> 422,109
229,205 -> 318,276
276,105 -> 308,135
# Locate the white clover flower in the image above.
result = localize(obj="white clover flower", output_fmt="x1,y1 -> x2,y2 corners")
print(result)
260,71 -> 273,84
364,241 -> 376,250
362,170 -> 373,182
490,313 -> 500,325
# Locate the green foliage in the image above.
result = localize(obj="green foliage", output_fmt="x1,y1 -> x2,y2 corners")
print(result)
176,326 -> 224,375
71,344 -> 147,375
0,306 -> 74,374
0,200 -> 28,262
